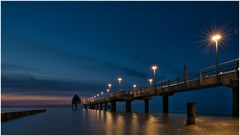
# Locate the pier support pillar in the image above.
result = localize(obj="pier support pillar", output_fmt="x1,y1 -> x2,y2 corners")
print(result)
125,100 -> 131,112
96,104 -> 99,110
232,87 -> 239,117
111,101 -> 116,112
144,99 -> 149,113
104,102 -> 108,111
163,96 -> 169,113
99,104 -> 102,110
187,102 -> 196,125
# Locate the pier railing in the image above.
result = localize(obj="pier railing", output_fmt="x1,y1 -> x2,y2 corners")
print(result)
85,58 -> 239,104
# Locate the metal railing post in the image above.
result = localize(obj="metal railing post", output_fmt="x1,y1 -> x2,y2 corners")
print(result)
177,76 -> 179,85
184,64 -> 187,83
200,69 -> 203,85
236,60 -> 239,77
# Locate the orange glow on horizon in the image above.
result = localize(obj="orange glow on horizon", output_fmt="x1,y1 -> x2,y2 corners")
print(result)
1,94 -> 76,106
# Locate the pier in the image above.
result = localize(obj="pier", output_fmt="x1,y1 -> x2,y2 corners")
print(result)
83,59 -> 239,116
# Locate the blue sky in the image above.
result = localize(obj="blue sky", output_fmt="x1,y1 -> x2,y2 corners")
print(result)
1,1 -> 239,113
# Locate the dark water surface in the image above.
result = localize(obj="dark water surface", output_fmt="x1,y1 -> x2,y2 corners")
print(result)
1,107 -> 239,135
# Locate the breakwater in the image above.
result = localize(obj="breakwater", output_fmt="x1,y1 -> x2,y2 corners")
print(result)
2,109 -> 46,122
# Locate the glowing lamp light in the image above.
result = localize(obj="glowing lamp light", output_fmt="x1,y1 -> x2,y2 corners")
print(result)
151,65 -> 158,71
118,77 -> 122,85
151,65 -> 158,75
211,34 -> 222,42
108,83 -> 112,88
118,77 -> 122,82
107,89 -> 110,93
133,84 -> 137,89
101,92 -> 104,95
149,78 -> 153,85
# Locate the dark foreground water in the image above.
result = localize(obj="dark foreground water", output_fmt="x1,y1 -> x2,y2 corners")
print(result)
1,107 -> 239,135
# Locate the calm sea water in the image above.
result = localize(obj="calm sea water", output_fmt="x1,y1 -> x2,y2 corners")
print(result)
1,107 -> 239,135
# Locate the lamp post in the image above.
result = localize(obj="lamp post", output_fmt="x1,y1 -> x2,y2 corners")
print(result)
133,84 -> 137,89
149,78 -> 153,86
211,34 -> 222,76
151,65 -> 158,76
132,84 -> 137,95
151,65 -> 158,91
108,83 -> 112,89
94,96 -> 96,101
107,83 -> 112,96
118,77 -> 122,91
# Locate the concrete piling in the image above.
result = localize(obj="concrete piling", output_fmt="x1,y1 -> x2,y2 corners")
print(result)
96,104 -> 99,110
125,100 -> 131,112
104,102 -> 108,111
144,99 -> 149,113
187,102 -> 196,125
232,87 -> 239,117
163,96 -> 169,113
111,101 -> 116,112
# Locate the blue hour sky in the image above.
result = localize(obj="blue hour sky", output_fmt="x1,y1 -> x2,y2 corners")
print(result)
1,1 -> 239,113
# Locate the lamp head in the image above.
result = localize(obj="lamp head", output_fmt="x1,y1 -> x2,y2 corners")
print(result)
149,78 -> 153,83
211,34 -> 222,42
151,65 -> 158,71
118,77 -> 122,81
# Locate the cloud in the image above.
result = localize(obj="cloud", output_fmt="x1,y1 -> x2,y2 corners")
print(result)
1,75 -> 106,96
2,63 -> 40,72
3,35 -> 150,80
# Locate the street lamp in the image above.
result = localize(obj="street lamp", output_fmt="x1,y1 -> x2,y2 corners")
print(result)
133,84 -> 137,89
149,78 -> 153,85
118,77 -> 122,85
118,77 -> 122,90
151,65 -> 158,90
97,93 -> 99,97
108,83 -> 112,89
211,34 -> 222,76
107,89 -> 110,93
101,91 -> 104,96
151,65 -> 158,76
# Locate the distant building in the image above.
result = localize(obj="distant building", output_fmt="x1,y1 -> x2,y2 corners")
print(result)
72,94 -> 81,110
